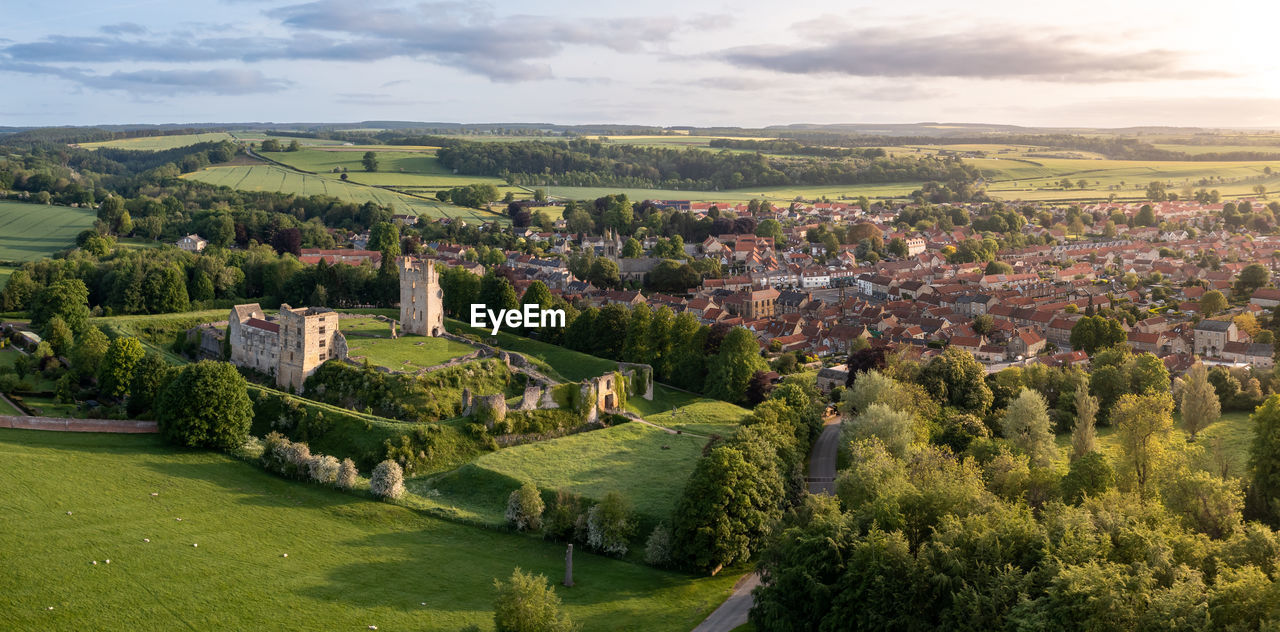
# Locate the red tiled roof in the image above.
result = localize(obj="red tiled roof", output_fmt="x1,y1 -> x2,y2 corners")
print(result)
245,318 -> 279,333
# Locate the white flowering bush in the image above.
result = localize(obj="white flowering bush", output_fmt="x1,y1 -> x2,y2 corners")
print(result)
370,460 -> 404,500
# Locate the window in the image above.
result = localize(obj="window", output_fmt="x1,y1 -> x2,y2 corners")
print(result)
319,339 -> 326,348
319,326 -> 326,335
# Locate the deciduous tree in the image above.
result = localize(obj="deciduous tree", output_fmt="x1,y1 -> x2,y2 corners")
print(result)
1181,362 -> 1220,441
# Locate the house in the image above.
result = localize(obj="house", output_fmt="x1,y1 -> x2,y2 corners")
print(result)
1193,320 -> 1239,356
1008,329 -> 1047,359
1222,341 -> 1275,369
177,234 -> 207,253
816,364 -> 849,392
1251,288 -> 1280,309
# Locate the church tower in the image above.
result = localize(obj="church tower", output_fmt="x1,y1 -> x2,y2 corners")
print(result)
399,256 -> 445,336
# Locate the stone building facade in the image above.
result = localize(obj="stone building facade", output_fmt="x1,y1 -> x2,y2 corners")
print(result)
399,256 -> 445,336
227,303 -> 347,391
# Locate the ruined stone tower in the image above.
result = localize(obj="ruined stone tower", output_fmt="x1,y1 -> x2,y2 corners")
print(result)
399,256 -> 445,336
274,304 -> 346,392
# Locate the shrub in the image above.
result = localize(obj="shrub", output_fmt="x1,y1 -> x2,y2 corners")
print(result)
644,524 -> 673,567
587,491 -> 635,556
281,442 -> 312,479
370,460 -> 405,500
309,455 -> 340,485
505,482 -> 546,532
544,490 -> 584,542
493,568 -> 577,632
337,458 -> 359,489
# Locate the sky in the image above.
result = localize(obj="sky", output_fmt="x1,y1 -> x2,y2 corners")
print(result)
2,0 -> 1278,129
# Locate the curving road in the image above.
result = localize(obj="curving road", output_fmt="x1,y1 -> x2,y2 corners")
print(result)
689,413 -> 842,631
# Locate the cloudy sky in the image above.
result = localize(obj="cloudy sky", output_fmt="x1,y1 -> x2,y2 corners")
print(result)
3,0 -> 1277,128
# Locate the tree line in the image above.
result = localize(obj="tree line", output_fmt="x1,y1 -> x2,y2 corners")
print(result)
434,138 -> 980,190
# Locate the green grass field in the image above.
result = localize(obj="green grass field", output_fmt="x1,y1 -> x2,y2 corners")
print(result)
423,422 -> 709,524
184,164 -> 509,224
0,201 -> 96,261
262,147 -> 523,197
340,317 -> 476,370
77,132 -> 234,150
1056,410 -> 1254,476
0,265 -> 13,289
0,429 -> 738,631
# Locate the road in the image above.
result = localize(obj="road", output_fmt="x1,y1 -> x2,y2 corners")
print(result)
807,414 -> 842,494
689,413 -> 842,631
689,573 -> 761,632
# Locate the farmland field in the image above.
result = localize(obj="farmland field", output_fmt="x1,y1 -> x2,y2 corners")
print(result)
227,131 -> 349,146
0,201 -> 96,261
182,164 -> 506,223
0,429 -> 738,632
261,147 -> 518,193
76,132 -> 233,150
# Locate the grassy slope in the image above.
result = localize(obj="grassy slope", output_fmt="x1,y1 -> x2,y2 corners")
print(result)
425,422 -> 709,525
0,429 -> 737,631
0,201 -> 96,262
340,317 -> 475,370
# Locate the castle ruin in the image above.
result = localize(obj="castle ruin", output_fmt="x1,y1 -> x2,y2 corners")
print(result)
227,303 -> 347,392
399,256 -> 445,336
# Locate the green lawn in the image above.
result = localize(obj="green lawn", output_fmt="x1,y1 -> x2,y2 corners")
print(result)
0,201 -> 96,261
341,317 -> 475,371
0,429 -> 739,631
422,422 -> 709,524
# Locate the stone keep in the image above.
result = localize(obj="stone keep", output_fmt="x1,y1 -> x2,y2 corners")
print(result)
399,256 -> 445,337
227,303 -> 347,392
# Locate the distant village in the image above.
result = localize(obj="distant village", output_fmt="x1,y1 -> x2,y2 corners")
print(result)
178,197 -> 1280,387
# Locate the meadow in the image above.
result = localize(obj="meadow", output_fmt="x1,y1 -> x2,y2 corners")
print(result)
0,429 -> 739,631
76,132 -> 234,150
422,421 -> 709,525
0,201 -> 96,262
340,316 -> 476,370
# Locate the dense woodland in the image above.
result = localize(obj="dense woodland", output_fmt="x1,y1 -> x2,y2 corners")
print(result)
434,138 -> 980,190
